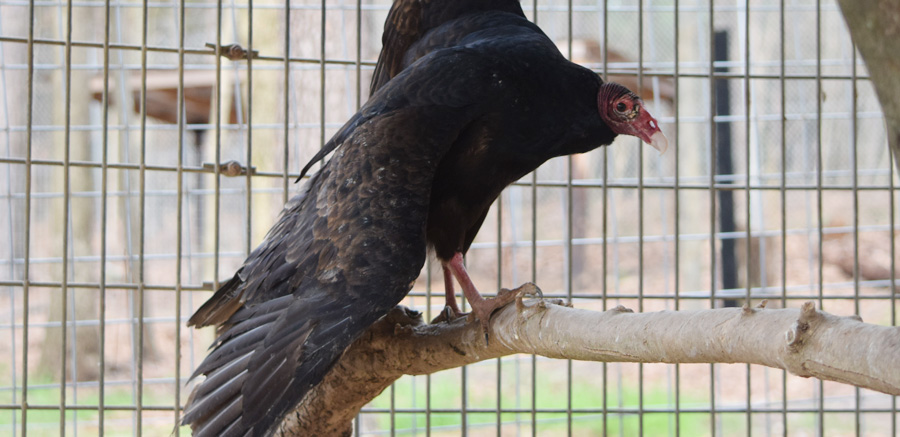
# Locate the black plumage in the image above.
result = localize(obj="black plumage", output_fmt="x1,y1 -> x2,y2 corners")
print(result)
369,0 -> 528,95
183,1 -> 666,435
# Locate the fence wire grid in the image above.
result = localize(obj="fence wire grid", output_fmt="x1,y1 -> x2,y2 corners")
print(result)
0,0 -> 898,435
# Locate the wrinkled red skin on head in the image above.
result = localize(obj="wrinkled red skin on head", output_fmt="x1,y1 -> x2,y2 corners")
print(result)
597,82 -> 665,149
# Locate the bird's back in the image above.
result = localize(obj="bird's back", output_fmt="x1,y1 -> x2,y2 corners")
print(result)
371,0 -> 526,94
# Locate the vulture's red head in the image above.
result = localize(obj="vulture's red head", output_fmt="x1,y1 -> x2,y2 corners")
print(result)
598,82 -> 668,154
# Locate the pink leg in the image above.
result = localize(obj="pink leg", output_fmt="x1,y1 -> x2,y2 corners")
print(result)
442,264 -> 462,317
445,253 -> 482,307
445,252 -> 518,344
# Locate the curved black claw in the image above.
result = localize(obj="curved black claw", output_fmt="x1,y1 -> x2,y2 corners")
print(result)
431,305 -> 466,324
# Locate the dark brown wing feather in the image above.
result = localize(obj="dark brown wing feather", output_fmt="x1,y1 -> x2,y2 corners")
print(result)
369,0 -> 424,96
182,45 -> 516,437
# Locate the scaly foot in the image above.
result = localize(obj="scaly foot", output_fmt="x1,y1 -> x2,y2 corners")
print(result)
466,287 -> 519,345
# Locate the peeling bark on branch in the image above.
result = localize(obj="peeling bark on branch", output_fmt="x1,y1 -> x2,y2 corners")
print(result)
276,285 -> 900,436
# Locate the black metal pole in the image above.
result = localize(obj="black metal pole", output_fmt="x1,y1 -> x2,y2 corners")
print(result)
715,30 -> 739,307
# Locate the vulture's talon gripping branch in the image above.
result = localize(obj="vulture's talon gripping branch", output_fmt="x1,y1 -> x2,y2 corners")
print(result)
515,283 -> 544,311
431,305 -> 463,324
461,286 -> 520,345
517,282 -> 544,300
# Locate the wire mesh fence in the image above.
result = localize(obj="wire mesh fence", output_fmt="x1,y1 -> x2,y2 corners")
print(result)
0,0 -> 897,435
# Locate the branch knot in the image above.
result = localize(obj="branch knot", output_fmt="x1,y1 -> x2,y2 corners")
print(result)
786,301 -> 821,352
610,305 -> 634,314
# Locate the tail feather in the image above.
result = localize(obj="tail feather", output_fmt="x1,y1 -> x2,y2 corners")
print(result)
191,322 -> 272,379
189,351 -> 252,404
192,395 -> 244,437
184,287 -> 391,437
183,362 -> 249,425
213,308 -> 282,347
188,274 -> 245,328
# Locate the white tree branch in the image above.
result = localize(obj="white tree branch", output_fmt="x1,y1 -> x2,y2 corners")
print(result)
276,284 -> 900,436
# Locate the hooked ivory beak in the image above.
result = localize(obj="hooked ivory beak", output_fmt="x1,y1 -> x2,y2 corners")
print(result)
648,131 -> 668,155
632,102 -> 668,155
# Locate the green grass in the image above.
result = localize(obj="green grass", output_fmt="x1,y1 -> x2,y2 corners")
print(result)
1,362 -> 870,436
367,360 -> 710,436
0,372 -> 184,436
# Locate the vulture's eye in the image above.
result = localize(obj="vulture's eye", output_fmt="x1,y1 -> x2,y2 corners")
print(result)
616,102 -> 627,112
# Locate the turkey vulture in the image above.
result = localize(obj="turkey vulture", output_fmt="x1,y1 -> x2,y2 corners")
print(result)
182,0 -> 667,435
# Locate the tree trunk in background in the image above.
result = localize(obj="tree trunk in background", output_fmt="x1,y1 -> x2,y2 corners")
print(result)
837,0 -> 900,172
